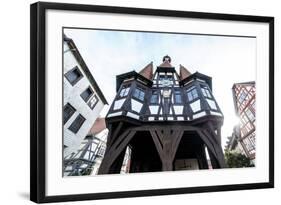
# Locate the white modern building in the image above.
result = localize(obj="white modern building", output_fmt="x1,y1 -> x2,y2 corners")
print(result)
63,35 -> 108,158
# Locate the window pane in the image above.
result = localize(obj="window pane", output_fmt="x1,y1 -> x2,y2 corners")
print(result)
187,88 -> 198,101
119,85 -> 130,97
175,94 -> 182,103
150,92 -> 158,103
174,91 -> 182,103
133,87 -> 145,101
63,103 -> 76,124
245,108 -> 255,122
139,91 -> 145,101
81,87 -> 93,102
65,66 -> 83,85
68,114 -> 86,134
88,95 -> 98,109
239,91 -> 247,103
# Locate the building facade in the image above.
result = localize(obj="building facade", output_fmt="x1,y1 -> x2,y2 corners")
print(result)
230,82 -> 256,160
64,118 -> 131,176
98,56 -> 226,174
63,35 -> 108,158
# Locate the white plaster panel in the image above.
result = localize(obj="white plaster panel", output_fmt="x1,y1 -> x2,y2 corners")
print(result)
206,99 -> 217,110
131,99 -> 143,113
149,105 -> 159,114
127,112 -> 139,120
148,117 -> 155,121
193,111 -> 207,119
173,105 -> 184,115
190,100 -> 201,112
107,111 -> 122,118
113,99 -> 126,110
210,111 -> 223,116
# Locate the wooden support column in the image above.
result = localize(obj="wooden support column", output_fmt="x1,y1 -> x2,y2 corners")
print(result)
98,129 -> 136,174
207,148 -> 220,169
196,145 -> 209,169
197,127 -> 226,168
150,127 -> 183,171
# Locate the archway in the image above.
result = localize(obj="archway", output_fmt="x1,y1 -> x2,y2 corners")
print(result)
129,131 -> 162,173
173,131 -> 208,171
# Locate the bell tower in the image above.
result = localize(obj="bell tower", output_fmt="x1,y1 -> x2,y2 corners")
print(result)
98,56 -> 226,174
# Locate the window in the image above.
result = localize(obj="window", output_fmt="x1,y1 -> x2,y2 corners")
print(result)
150,91 -> 158,104
65,66 -> 83,85
88,95 -> 98,109
119,85 -> 130,97
159,75 -> 173,87
80,87 -> 99,109
167,75 -> 174,82
97,145 -> 106,157
63,103 -> 76,124
201,86 -> 212,98
81,87 -> 93,102
133,87 -> 145,101
68,114 -> 86,134
158,75 -> 165,82
245,108 -> 255,122
238,91 -> 247,103
174,90 -> 182,103
186,86 -> 198,101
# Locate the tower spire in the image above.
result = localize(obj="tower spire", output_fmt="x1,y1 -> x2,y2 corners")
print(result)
179,64 -> 192,80
139,62 -> 153,80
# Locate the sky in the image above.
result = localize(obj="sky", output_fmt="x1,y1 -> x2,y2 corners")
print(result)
64,28 -> 256,148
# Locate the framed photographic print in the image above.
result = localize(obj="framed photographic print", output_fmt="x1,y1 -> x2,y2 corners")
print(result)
30,1 -> 274,203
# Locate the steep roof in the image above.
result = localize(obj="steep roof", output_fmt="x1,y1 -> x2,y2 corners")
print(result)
179,64 -> 192,80
139,62 -> 153,80
159,60 -> 173,68
88,118 -> 106,135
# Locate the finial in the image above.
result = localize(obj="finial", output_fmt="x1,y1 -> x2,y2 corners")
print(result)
162,55 -> 171,63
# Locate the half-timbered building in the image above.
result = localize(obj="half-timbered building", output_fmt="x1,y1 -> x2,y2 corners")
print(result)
98,56 -> 226,174
231,82 -> 256,160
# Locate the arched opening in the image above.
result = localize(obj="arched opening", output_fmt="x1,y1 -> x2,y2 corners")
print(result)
173,131 -> 208,171
129,131 -> 162,173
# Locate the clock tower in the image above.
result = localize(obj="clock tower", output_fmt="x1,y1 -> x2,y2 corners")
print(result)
98,56 -> 226,174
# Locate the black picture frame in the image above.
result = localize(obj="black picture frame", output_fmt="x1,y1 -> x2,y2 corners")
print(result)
30,1 -> 274,203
